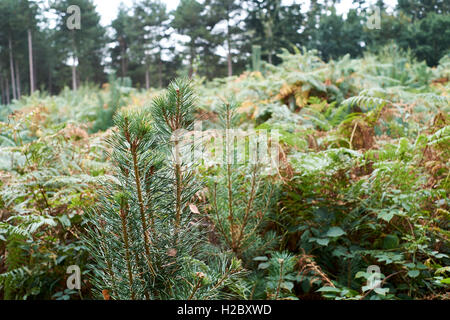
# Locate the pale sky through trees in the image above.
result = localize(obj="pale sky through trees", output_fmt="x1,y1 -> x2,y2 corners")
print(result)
36,0 -> 399,28
93,0 -> 178,26
33,0 -> 398,69
92,0 -> 399,27
88,0 -> 398,64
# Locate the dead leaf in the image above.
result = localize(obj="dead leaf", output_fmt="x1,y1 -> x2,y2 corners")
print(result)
167,248 -> 177,257
189,203 -> 200,214
102,289 -> 110,300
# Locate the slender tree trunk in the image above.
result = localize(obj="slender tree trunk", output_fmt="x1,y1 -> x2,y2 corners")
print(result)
0,75 -> 3,105
5,75 -> 10,105
120,45 -> 127,78
34,59 -> 38,91
118,36 -> 127,78
226,14 -> 232,77
227,51 -> 232,77
121,54 -> 126,78
8,36 -> 17,101
145,66 -> 150,90
189,42 -> 195,79
71,36 -> 77,91
158,55 -> 163,88
15,60 -> 21,99
72,62 -> 77,91
0,75 -> 4,105
28,29 -> 35,93
72,54 -> 77,91
48,63 -> 52,94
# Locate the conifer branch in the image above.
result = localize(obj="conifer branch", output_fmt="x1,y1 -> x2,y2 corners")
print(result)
119,201 -> 135,300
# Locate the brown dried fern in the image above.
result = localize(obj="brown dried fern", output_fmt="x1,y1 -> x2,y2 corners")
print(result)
297,250 -> 335,288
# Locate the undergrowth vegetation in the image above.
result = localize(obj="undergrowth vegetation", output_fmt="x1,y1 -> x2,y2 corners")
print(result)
0,46 -> 449,300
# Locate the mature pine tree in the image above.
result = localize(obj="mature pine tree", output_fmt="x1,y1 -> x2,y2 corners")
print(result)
0,0 -> 21,100
245,0 -> 304,65
129,0 -> 170,89
363,8 -> 410,54
210,0 -> 243,77
17,0 -> 40,94
397,0 -> 450,21
408,13 -> 450,66
314,8 -> 365,61
172,0 -> 220,78
111,4 -> 133,78
52,0 -> 107,90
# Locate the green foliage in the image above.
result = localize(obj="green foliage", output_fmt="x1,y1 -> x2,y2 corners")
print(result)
91,76 -> 132,132
202,101 -> 278,263
0,107 -> 107,299
51,0 -> 108,86
1,0 -> 449,107
408,13 -> 450,66
252,45 -> 262,72
252,252 -> 298,300
84,79 -> 245,300
279,126 -> 449,300
1,48 -> 449,301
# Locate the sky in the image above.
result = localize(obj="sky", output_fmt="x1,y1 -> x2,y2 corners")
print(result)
89,0 -> 398,59
92,0 -> 399,26
93,0 -> 178,26
35,0 -> 399,69
36,1 -> 399,28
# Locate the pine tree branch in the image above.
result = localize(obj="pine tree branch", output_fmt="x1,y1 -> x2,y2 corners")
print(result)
119,205 -> 135,300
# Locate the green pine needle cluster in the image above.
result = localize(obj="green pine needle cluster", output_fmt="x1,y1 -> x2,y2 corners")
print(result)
84,79 -> 244,300
204,102 -> 279,263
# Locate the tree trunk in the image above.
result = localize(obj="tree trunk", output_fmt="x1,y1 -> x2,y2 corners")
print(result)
118,36 -> 127,78
71,36 -> 78,91
72,63 -> 77,91
189,42 -> 195,79
15,60 -> 21,99
145,67 -> 149,90
227,53 -> 232,77
158,55 -> 163,88
48,63 -> 53,94
5,75 -> 10,105
145,62 -> 150,90
226,14 -> 233,77
0,74 -> 4,105
121,46 -> 127,78
34,59 -> 38,91
72,53 -> 77,91
121,55 -> 126,78
8,36 -> 17,101
28,29 -> 35,93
